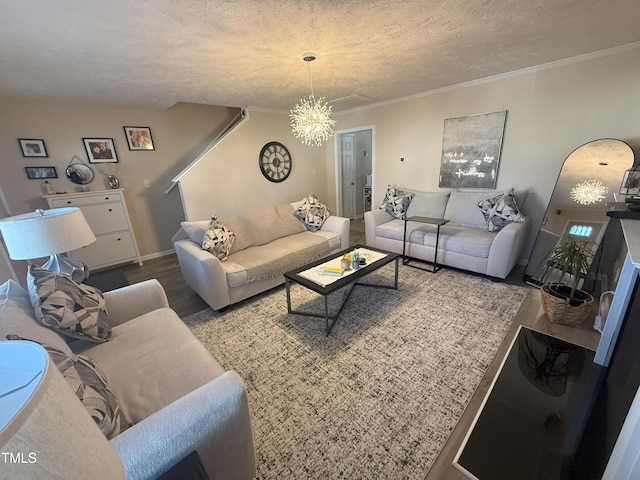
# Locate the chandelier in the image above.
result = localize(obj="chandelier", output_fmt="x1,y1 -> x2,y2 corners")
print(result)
570,179 -> 608,205
290,53 -> 335,147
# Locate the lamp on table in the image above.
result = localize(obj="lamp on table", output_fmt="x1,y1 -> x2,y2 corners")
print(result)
0,207 -> 96,282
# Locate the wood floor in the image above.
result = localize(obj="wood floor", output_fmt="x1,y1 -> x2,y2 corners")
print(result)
113,216 -> 601,479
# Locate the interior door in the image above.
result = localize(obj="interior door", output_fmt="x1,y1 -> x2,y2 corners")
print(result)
341,134 -> 356,219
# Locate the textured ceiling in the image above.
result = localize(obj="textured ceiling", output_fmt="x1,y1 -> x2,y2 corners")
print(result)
0,0 -> 639,111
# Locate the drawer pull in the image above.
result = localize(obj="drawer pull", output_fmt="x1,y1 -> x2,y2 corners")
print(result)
108,208 -> 113,212
67,201 -> 72,204
117,238 -> 121,241
104,197 -> 110,200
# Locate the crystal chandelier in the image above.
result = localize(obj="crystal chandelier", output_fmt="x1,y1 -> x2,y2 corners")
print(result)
570,179 -> 608,205
290,53 -> 336,147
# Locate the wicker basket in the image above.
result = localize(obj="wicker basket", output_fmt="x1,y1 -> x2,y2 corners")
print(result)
540,283 -> 594,326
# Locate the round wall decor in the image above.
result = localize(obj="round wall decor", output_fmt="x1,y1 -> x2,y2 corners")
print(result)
259,141 -> 292,183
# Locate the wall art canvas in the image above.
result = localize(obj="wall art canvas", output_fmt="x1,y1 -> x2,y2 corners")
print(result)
439,110 -> 507,189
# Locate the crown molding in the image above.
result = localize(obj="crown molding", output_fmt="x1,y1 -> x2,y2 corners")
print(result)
335,41 -> 640,117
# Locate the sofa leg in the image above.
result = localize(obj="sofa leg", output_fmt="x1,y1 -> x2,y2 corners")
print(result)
487,276 -> 503,283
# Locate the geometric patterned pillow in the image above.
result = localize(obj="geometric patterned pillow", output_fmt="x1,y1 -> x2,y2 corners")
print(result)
293,193 -> 332,232
477,187 -> 526,232
5,335 -> 127,439
27,266 -> 112,343
202,214 -> 236,261
380,185 -> 415,220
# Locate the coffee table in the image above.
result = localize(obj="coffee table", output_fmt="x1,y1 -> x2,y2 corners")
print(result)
284,244 -> 399,335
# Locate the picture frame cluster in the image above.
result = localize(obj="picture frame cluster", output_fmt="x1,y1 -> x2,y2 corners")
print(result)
18,127 -> 155,180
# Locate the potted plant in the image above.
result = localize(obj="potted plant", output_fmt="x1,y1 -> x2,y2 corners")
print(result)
538,237 -> 596,325
350,249 -> 362,270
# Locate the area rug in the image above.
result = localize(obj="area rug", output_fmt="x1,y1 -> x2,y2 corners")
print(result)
183,264 -> 529,480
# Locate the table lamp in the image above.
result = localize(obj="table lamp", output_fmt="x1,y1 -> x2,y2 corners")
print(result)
0,340 -> 125,478
0,207 -> 96,282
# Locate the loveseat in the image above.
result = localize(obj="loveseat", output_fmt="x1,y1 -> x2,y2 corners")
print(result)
0,277 -> 255,480
365,187 -> 530,279
173,198 -> 350,311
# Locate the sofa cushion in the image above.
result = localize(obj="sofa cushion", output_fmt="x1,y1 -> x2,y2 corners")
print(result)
375,221 -> 494,258
7,334 -> 125,439
380,185 -> 415,219
444,191 -> 498,229
0,279 -> 71,354
72,308 -> 225,423
180,220 -> 210,244
405,191 -> 450,219
293,193 -> 332,232
202,214 -> 236,261
27,266 -> 112,343
438,225 -> 495,258
226,204 -> 306,254
478,188 -> 526,232
226,232 -> 332,286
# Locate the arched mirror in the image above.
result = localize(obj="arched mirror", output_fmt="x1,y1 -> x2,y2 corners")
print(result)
524,138 -> 635,286
66,156 -> 94,185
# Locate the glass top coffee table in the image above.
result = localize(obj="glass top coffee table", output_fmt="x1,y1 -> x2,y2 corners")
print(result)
283,244 -> 400,335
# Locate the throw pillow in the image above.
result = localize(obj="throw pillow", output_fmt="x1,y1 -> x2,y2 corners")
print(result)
202,214 -> 236,261
293,193 -> 332,232
5,335 -> 126,439
380,185 -> 415,219
180,220 -> 210,244
27,266 -> 112,343
478,188 -> 526,232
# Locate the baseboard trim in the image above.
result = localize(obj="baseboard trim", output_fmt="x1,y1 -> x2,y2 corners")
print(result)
141,249 -> 175,262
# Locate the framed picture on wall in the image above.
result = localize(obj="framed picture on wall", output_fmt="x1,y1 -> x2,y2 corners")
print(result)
18,138 -> 48,158
83,138 -> 119,163
24,166 -> 58,179
123,126 -> 155,150
619,169 -> 640,196
438,110 -> 507,189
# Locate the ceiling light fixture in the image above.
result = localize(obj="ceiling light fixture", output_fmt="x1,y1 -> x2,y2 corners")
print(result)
290,53 -> 335,147
570,179 -> 608,205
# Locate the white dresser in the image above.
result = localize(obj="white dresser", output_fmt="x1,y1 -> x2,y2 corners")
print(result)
45,189 -> 142,270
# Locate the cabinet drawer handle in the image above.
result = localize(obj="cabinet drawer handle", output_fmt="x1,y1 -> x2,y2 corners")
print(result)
66,201 -> 72,204
117,238 -> 121,241
104,197 -> 110,200
108,208 -> 113,212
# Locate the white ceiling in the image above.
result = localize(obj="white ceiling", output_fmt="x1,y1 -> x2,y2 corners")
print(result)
1,0 -> 640,112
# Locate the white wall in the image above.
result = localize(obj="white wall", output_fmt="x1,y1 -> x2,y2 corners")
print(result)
328,46 -> 640,259
178,109 -> 330,221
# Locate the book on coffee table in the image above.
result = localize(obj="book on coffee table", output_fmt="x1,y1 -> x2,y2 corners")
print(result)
321,267 -> 345,277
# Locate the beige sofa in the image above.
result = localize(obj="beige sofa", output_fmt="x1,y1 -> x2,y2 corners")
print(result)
173,202 -> 350,311
0,278 -> 255,480
365,188 -> 530,279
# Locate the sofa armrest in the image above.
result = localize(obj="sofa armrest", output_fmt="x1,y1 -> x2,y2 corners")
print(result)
103,279 -> 170,327
110,371 -> 256,480
486,217 -> 531,279
174,239 -> 231,311
321,215 -> 350,249
364,209 -> 393,247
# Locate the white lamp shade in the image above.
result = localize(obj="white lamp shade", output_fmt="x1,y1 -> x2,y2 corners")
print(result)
0,207 -> 96,260
0,341 -> 125,479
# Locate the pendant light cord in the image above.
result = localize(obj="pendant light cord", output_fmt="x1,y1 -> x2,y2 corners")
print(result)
307,61 -> 316,105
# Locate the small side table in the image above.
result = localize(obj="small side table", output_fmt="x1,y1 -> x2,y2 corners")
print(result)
403,216 -> 449,273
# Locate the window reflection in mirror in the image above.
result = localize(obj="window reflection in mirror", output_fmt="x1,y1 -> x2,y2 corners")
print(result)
524,139 -> 635,288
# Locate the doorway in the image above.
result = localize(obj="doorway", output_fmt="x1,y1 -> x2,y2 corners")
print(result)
336,128 -> 373,219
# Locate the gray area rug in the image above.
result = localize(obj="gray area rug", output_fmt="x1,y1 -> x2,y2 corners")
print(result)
183,264 -> 529,479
